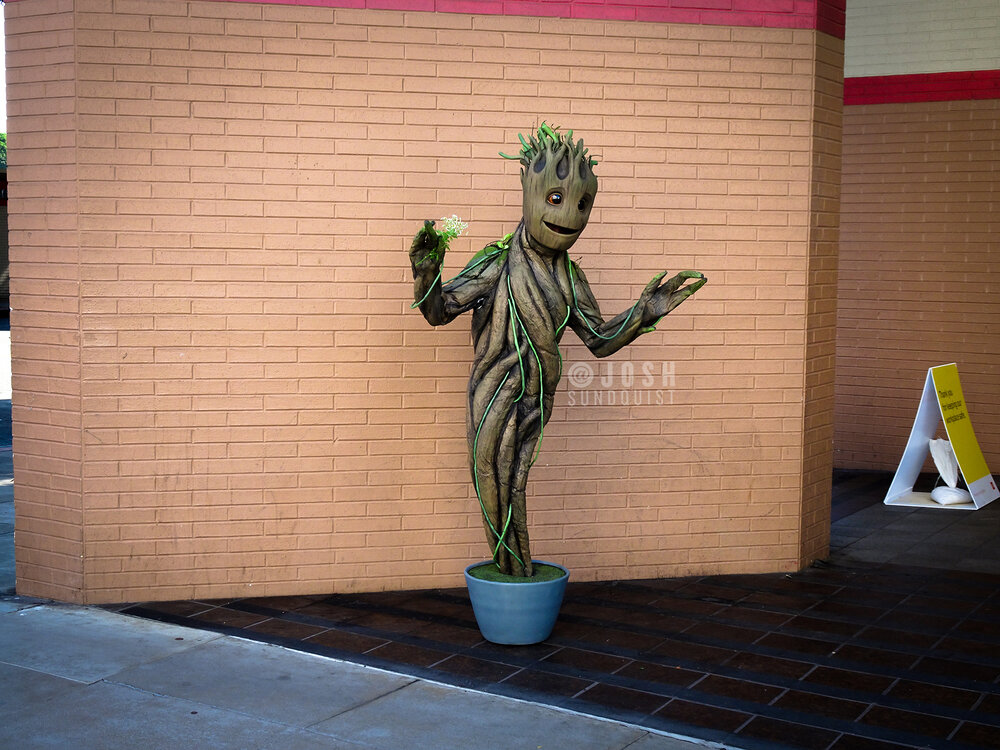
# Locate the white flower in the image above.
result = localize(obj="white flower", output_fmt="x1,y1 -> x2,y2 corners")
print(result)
440,214 -> 468,242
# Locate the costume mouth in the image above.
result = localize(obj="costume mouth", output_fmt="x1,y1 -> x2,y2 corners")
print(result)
543,221 -> 579,236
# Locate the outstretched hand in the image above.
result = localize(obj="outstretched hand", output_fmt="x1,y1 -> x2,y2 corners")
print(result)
641,270 -> 707,332
409,219 -> 445,272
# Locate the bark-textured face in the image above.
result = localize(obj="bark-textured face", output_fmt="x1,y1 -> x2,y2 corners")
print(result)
521,137 -> 598,254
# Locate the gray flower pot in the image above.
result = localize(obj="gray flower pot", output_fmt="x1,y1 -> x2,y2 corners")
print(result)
464,560 -> 569,645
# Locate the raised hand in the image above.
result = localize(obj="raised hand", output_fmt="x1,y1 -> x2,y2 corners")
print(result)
409,219 -> 445,272
642,271 -> 707,332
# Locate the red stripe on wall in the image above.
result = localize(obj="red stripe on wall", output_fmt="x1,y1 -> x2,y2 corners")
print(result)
204,0 -> 845,37
815,0 -> 845,39
844,70 -> 1000,105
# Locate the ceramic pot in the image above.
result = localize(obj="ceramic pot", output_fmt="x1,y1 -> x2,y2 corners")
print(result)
464,560 -> 569,645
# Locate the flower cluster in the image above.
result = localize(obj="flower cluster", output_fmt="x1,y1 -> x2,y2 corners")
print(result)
439,214 -> 468,249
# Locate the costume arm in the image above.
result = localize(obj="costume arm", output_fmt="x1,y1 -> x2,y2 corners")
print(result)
568,260 -> 706,358
409,220 -> 504,326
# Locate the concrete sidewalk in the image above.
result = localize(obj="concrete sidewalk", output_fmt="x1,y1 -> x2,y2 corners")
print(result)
0,597 -> 718,750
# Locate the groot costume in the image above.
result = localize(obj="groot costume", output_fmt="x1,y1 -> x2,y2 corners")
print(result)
409,124 -> 706,576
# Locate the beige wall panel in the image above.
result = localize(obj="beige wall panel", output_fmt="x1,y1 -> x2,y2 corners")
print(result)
9,0 -> 839,602
837,99 -> 1000,473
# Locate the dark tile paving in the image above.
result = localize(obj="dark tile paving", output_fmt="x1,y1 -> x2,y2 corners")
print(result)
117,470 -> 1000,750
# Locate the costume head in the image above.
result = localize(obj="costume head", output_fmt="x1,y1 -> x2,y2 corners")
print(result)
501,123 -> 599,254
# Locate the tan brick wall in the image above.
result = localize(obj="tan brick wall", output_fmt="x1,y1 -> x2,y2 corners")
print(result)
836,99 -> 1000,472
10,0 -> 840,603
798,32 -> 842,565
7,0 -> 85,603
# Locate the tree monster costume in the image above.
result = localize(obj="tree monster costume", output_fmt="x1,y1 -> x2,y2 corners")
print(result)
409,124 -> 707,577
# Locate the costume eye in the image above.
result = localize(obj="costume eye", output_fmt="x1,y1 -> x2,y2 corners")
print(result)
546,192 -> 562,206
578,196 -> 589,211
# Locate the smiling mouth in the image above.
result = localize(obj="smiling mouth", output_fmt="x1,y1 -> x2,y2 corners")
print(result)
543,221 -> 578,235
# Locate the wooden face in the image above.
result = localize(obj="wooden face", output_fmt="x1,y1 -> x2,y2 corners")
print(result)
521,146 -> 598,254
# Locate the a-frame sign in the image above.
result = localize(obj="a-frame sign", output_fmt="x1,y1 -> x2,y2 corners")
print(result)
885,364 -> 999,509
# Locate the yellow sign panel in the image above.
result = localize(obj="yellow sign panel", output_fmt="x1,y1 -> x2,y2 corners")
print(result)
931,363 -> 991,483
